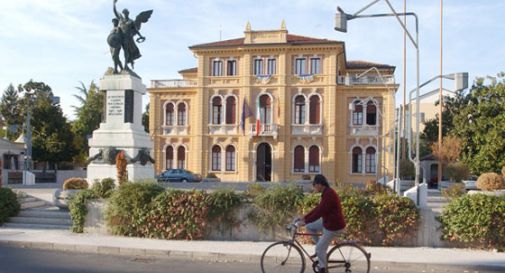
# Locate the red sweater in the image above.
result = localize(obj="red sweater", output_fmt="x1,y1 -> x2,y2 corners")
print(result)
304,187 -> 346,231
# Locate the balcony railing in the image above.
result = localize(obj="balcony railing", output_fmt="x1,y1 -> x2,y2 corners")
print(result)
337,75 -> 395,85
151,80 -> 197,88
291,124 -> 323,135
350,125 -> 379,136
250,124 -> 278,139
208,124 -> 239,135
162,125 -> 189,135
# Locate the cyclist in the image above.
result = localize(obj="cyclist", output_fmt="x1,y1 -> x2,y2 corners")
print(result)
298,174 -> 346,273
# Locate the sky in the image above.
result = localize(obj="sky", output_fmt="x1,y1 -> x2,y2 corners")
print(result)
0,0 -> 503,120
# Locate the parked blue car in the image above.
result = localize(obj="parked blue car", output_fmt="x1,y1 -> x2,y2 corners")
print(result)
156,169 -> 202,182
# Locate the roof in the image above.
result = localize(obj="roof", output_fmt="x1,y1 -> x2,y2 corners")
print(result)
178,68 -> 197,74
346,60 -> 395,70
190,34 -> 342,49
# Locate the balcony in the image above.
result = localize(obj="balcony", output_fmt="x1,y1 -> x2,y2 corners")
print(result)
289,74 -> 325,85
350,125 -> 379,136
250,124 -> 278,139
337,75 -> 395,85
251,75 -> 279,85
204,76 -> 240,86
162,125 -> 189,135
208,124 -> 239,135
291,124 -> 323,135
151,79 -> 197,88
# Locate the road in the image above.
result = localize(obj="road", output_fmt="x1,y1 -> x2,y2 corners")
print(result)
0,245 -> 501,273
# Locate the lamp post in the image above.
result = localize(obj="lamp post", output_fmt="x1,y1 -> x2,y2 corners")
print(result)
22,88 -> 35,185
354,67 -> 397,190
335,0 -> 422,205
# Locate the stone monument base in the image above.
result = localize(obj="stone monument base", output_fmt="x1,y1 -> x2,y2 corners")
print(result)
86,73 -> 155,185
87,162 -> 154,184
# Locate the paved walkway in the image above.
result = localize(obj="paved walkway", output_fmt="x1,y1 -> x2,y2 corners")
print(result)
0,228 -> 504,270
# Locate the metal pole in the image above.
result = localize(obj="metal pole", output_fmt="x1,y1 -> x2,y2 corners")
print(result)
437,0 -> 444,189
402,0 -> 407,162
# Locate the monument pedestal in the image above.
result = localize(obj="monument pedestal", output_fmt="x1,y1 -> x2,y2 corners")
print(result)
87,73 -> 154,184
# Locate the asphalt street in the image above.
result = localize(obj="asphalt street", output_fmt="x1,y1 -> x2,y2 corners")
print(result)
0,245 -> 502,273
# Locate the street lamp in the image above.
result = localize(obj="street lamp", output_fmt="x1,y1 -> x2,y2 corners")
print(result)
407,72 -> 468,188
335,0 -> 423,205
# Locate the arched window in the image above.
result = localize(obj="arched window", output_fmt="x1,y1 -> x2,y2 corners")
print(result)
366,101 -> 377,125
165,103 -> 174,125
177,146 -> 186,169
212,97 -> 223,124
211,145 -> 221,171
259,94 -> 272,125
225,145 -> 236,171
177,103 -> 186,125
352,101 -> 363,125
294,95 -> 305,124
309,145 -> 320,173
226,96 -> 236,124
309,95 -> 321,124
165,146 -> 174,169
294,146 -> 305,173
352,147 -> 363,173
365,147 -> 376,173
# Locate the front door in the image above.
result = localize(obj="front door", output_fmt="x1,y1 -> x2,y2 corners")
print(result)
256,143 -> 272,182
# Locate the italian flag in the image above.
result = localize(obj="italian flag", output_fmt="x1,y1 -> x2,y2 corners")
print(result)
256,99 -> 261,136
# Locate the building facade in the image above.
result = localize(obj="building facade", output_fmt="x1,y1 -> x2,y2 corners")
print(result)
148,23 -> 398,185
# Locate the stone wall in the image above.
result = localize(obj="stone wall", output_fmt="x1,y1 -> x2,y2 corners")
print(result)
84,200 -> 448,247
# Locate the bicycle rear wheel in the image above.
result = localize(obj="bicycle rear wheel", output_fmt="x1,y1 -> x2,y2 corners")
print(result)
260,241 -> 305,273
327,242 -> 370,273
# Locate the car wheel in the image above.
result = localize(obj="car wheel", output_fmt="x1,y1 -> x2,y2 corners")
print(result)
181,179 -> 188,182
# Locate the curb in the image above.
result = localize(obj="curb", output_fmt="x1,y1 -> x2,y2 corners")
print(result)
2,240 -> 261,263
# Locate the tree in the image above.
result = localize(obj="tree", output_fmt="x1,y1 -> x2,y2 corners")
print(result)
142,103 -> 149,133
19,80 -> 76,167
71,82 -> 104,165
0,84 -> 22,140
451,74 -> 505,174
430,136 -> 462,164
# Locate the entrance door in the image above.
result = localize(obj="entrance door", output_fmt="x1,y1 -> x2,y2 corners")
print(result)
256,143 -> 272,182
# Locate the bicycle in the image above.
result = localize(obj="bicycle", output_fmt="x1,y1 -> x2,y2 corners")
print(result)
260,219 -> 371,273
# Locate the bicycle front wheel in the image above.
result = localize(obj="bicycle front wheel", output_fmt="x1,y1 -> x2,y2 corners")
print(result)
327,242 -> 370,273
260,241 -> 305,273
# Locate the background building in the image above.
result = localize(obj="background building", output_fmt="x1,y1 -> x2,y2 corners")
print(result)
148,22 -> 398,185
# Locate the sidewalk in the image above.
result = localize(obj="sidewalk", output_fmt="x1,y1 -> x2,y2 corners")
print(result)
0,228 -> 504,270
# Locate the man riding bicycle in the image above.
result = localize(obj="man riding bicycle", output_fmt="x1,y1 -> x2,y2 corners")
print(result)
298,174 -> 346,273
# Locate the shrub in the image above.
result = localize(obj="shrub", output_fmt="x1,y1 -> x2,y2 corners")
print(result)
63,177 -> 89,190
476,172 -> 505,191
502,166 -> 505,177
106,182 -> 164,236
0,188 -> 20,224
206,173 -> 218,179
399,159 -> 415,179
445,162 -> 470,182
441,183 -> 466,200
372,194 -> 419,245
438,194 -> 505,249
245,183 -> 266,198
146,189 -> 208,239
91,178 -> 116,199
251,184 -> 304,231
338,190 -> 376,244
68,189 -> 96,233
206,189 -> 242,220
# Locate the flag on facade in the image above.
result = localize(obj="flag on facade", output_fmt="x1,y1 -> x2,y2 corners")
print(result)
256,98 -> 261,136
240,97 -> 252,135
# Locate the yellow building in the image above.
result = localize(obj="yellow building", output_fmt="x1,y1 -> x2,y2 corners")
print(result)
148,22 -> 398,185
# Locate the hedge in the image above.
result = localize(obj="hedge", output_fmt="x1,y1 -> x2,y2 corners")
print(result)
438,194 -> 505,250
0,188 -> 20,224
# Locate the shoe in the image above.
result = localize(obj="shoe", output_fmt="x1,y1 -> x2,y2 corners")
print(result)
318,268 -> 327,273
